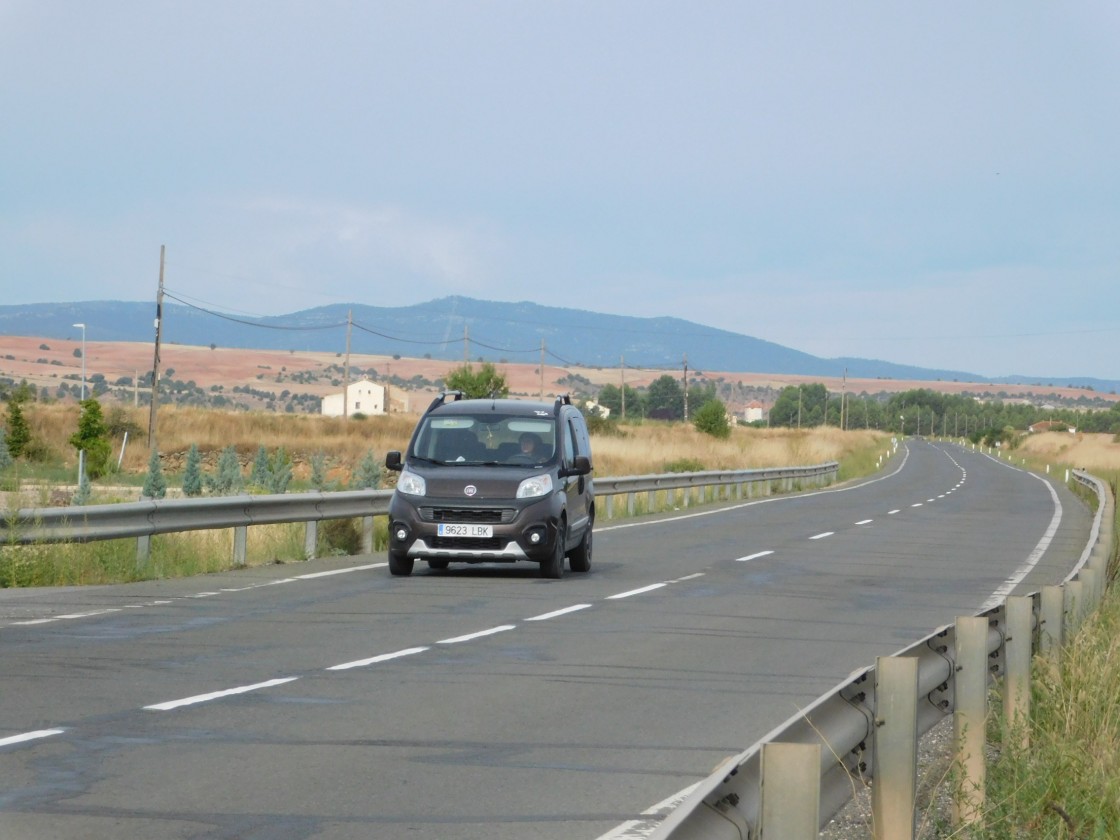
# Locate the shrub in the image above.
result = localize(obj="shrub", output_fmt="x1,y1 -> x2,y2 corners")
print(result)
319,518 -> 362,555
664,458 -> 705,473
693,399 -> 731,439
351,450 -> 381,489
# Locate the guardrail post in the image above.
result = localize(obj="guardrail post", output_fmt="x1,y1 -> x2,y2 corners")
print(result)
1080,568 -> 1100,614
647,489 -> 656,514
361,515 -> 374,554
872,655 -> 918,840
136,534 -> 151,568
760,742 -> 820,839
1039,584 -> 1064,661
1004,596 -> 1032,751
304,521 -> 317,560
1065,580 -> 1084,636
232,526 -> 247,566
627,491 -> 636,517
952,615 -> 988,829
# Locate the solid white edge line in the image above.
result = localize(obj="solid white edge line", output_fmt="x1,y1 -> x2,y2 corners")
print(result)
737,550 -> 774,562
526,604 -> 593,622
595,782 -> 702,839
296,563 -> 384,579
596,444 -> 912,534
607,583 -> 668,600
437,625 -> 516,644
981,475 -> 1064,611
327,646 -> 430,671
0,729 -> 66,748
144,677 -> 300,711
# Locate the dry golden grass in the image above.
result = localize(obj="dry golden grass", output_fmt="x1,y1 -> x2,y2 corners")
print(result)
1015,431 -> 1120,472
10,403 -> 891,485
592,423 -> 888,476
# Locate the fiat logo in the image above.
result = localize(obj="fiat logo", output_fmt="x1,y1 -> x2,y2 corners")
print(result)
464,485 -> 478,497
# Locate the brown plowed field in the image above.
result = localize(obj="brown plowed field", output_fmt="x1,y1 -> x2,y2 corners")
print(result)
1,335 -> 1113,413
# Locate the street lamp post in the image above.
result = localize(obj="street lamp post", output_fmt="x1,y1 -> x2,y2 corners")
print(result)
72,323 -> 86,400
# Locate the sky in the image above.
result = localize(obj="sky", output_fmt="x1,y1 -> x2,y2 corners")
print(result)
2,1 -> 1118,380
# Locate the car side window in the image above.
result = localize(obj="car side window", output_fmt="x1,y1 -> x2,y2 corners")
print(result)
562,418 -> 575,463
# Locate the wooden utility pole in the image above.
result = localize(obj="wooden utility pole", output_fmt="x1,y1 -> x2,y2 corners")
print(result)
463,325 -> 470,363
620,355 -> 626,420
147,245 -> 165,451
342,309 -> 352,420
539,339 -> 545,400
682,354 -> 689,422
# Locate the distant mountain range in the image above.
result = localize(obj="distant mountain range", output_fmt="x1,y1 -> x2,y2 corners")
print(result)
1,296 -> 1116,392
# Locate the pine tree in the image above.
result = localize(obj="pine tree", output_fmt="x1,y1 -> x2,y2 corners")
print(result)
6,399 -> 31,458
69,398 -> 112,478
249,445 -> 271,490
267,447 -> 292,494
142,449 -> 167,499
310,452 -> 329,490
351,450 -> 381,489
206,445 -> 244,495
0,427 -> 12,471
182,444 -> 203,497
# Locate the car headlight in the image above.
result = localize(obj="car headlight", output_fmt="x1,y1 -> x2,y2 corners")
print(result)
516,473 -> 553,499
397,469 -> 426,497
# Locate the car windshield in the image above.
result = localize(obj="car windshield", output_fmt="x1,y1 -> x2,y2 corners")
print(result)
411,414 -> 556,466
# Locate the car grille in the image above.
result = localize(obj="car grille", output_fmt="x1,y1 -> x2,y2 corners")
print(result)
421,507 -> 514,524
430,536 -> 507,551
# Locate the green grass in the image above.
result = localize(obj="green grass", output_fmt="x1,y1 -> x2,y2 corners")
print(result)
972,586 -> 1120,839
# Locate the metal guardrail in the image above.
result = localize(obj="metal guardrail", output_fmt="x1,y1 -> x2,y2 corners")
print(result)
650,468 -> 1114,839
0,462 -> 839,550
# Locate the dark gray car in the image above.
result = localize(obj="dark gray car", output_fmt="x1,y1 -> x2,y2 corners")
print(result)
384,393 -> 594,579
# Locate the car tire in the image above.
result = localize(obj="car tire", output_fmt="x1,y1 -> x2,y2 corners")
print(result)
540,529 -> 565,579
427,560 -> 449,570
568,524 -> 592,573
388,550 -> 414,577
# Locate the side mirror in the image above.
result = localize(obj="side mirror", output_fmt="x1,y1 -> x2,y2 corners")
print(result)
561,455 -> 591,477
385,451 -> 403,472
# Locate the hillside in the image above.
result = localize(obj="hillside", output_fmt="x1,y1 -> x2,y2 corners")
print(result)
5,296 -> 1115,391
1,334 -> 1115,419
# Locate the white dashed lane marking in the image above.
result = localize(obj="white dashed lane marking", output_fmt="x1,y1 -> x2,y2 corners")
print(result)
327,647 -> 430,671
144,677 -> 300,712
437,625 -> 516,645
0,729 -> 66,748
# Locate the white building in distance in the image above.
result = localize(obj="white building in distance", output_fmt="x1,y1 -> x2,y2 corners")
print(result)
321,379 -> 386,417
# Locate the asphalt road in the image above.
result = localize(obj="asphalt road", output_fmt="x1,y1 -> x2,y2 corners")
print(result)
0,440 -> 1093,840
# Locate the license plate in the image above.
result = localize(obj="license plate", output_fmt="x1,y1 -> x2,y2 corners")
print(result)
437,523 -> 493,538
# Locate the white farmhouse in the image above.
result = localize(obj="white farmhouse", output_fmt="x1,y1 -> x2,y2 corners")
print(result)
743,400 -> 767,423
321,379 -> 386,417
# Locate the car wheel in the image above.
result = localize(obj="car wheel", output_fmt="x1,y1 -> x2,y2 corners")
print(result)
427,559 -> 449,570
568,525 -> 592,573
388,550 -> 414,577
540,529 -> 565,579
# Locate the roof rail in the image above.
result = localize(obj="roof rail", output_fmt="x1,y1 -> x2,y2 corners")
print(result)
423,390 -> 465,414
